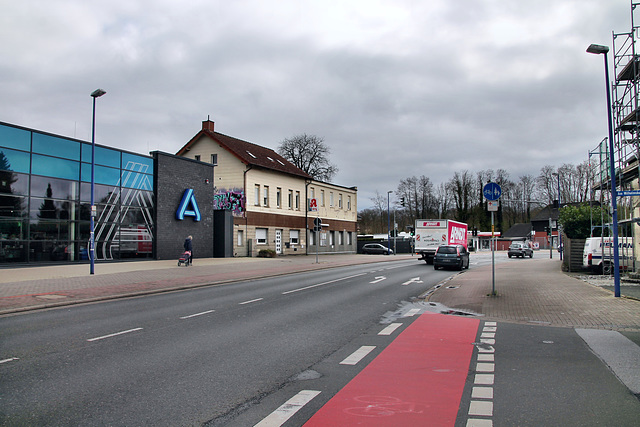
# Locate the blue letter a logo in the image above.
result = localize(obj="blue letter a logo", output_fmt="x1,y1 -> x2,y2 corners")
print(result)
176,189 -> 201,221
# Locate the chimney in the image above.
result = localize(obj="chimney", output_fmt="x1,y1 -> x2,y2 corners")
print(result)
202,119 -> 214,132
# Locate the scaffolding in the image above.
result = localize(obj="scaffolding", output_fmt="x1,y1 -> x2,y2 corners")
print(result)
593,0 -> 640,273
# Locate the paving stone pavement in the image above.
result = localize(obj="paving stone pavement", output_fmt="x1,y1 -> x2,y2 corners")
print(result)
428,257 -> 640,331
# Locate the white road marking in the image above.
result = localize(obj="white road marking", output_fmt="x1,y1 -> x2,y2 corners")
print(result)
466,419 -> 493,427
340,345 -> 376,365
401,277 -> 423,286
477,354 -> 494,362
254,390 -> 321,427
476,362 -> 495,373
369,276 -> 386,284
239,298 -> 264,305
468,400 -> 493,416
282,273 -> 366,295
474,374 -> 494,385
471,387 -> 494,399
481,332 -> 495,339
404,308 -> 421,317
378,323 -> 403,336
180,310 -> 215,319
0,357 -> 19,364
87,328 -> 143,342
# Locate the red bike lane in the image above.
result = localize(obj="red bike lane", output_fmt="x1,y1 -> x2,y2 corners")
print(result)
304,312 -> 480,426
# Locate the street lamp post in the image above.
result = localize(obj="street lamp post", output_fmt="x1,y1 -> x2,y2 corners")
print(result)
387,191 -> 392,255
90,88 -> 106,275
587,43 -> 621,297
553,172 -> 562,261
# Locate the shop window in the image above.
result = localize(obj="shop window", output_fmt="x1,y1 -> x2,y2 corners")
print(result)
33,133 -> 80,161
81,144 -> 121,168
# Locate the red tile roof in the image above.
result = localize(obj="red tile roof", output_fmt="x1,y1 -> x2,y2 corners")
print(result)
176,121 -> 312,180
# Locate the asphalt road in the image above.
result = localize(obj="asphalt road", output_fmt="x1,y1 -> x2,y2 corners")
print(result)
0,258 -> 444,426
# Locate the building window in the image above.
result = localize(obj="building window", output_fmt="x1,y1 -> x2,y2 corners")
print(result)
295,191 -> 300,210
194,155 -> 201,161
339,194 -> 343,209
309,187 -> 315,199
321,190 -> 325,206
330,192 -> 334,207
329,230 -> 335,245
256,228 -> 267,244
211,154 -> 217,165
263,186 -> 269,207
347,196 -> 351,210
309,230 -> 315,246
347,232 -> 352,245
290,230 -> 299,245
276,188 -> 281,208
237,229 -> 244,246
288,190 -> 293,209
255,185 -> 260,206
338,231 -> 344,245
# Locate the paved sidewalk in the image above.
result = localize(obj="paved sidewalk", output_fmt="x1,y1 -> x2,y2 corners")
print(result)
0,254 -> 414,315
427,257 -> 640,331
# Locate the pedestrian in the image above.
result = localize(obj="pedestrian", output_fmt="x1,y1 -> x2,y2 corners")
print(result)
184,235 -> 193,266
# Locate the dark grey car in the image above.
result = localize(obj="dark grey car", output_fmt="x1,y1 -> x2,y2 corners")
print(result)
361,243 -> 393,255
508,242 -> 533,258
433,245 -> 469,270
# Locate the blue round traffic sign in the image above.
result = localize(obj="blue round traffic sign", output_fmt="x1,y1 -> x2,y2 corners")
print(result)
483,182 -> 502,200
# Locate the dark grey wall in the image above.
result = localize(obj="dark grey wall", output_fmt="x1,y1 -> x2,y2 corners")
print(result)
153,151 -> 214,260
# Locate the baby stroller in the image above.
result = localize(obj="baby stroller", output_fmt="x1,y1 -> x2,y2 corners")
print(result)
178,250 -> 192,266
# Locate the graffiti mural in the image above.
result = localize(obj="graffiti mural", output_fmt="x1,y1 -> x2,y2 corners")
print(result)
214,189 -> 246,216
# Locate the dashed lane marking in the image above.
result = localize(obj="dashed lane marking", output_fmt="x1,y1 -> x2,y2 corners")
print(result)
87,327 -> 143,342
179,310 -> 215,319
378,323 -> 403,336
239,298 -> 264,305
254,390 -> 321,427
340,346 -> 376,365
0,357 -> 19,364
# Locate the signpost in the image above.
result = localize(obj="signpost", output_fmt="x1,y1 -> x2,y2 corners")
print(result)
483,183 -> 502,296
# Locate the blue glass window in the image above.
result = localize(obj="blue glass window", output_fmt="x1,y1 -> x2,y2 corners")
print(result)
0,172 -> 29,196
81,163 -> 122,186
0,124 -> 31,152
32,133 -> 80,161
81,143 -> 121,168
121,170 -> 153,190
32,154 -> 80,180
30,176 -> 79,201
122,152 -> 153,173
0,148 -> 30,174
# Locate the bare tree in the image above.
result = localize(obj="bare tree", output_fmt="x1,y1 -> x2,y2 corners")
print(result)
277,134 -> 338,182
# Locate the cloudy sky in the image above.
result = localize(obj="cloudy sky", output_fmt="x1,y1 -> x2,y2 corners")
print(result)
0,0 -> 633,209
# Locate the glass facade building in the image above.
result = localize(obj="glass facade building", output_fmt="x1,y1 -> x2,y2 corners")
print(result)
0,122 -> 154,263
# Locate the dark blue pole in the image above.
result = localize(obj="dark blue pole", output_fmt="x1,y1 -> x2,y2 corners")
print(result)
90,95 -> 96,275
602,52 -> 621,297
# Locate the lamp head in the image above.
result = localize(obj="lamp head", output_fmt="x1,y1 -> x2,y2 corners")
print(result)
91,88 -> 106,98
587,44 -> 609,55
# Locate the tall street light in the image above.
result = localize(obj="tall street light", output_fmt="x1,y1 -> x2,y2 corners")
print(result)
587,43 -> 621,297
552,172 -> 562,261
387,191 -> 392,255
90,88 -> 106,275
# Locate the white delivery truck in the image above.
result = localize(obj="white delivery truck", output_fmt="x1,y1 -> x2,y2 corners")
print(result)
583,236 -> 633,274
415,219 -> 468,264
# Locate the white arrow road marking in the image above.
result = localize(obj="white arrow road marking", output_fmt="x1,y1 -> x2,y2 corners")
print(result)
0,357 -> 19,364
402,277 -> 423,286
369,276 -> 386,284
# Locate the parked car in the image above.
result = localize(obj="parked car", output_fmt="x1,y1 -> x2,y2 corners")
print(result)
508,242 -> 533,258
433,245 -> 469,270
361,243 -> 393,255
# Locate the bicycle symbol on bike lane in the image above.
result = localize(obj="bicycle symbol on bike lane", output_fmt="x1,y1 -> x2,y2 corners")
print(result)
344,395 -> 428,417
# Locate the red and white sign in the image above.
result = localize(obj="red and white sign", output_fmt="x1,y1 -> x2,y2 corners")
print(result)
447,220 -> 468,247
308,198 -> 318,212
420,221 -> 443,227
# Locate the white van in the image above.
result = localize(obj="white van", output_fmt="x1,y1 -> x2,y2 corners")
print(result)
582,237 -> 633,274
